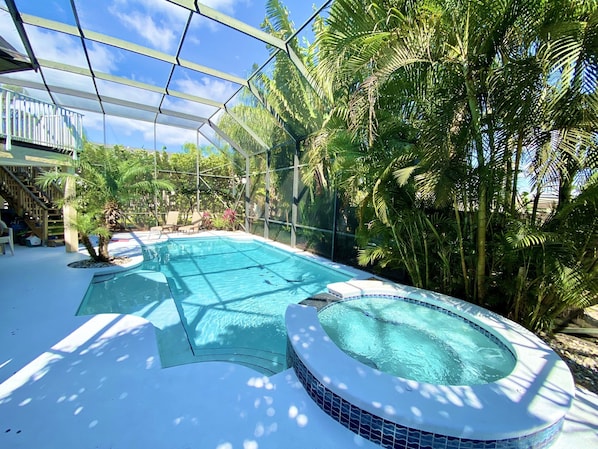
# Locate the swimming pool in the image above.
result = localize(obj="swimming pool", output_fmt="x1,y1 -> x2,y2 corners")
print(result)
318,295 -> 516,385
78,236 -> 353,374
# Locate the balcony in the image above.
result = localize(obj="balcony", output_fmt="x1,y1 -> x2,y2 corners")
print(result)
0,87 -> 83,166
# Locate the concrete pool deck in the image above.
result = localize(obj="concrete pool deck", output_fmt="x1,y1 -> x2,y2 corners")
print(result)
1,231 -> 597,449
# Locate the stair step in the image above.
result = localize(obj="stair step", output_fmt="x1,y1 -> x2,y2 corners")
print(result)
3,166 -> 65,243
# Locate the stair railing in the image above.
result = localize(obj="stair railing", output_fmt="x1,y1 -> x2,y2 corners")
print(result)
12,166 -> 64,206
0,166 -> 50,241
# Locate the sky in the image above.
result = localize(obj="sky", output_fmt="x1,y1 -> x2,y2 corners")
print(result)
0,0 -> 326,152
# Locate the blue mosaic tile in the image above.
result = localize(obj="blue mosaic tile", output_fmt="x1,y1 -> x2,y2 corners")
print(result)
381,435 -> 394,448
395,436 -> 407,446
420,433 -> 434,446
434,435 -> 448,447
383,422 -> 396,435
372,416 -> 383,432
361,412 -> 373,425
407,428 -> 420,444
370,430 -> 383,445
460,440 -> 475,449
395,427 -> 408,439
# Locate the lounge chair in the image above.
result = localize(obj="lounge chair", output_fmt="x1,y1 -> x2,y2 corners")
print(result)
179,211 -> 202,233
161,211 -> 180,232
0,228 -> 14,255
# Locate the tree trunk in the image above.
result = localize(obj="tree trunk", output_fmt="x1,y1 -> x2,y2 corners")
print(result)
464,68 -> 488,303
476,186 -> 488,302
98,235 -> 111,262
454,196 -> 470,298
557,156 -> 578,211
510,133 -> 524,214
81,235 -> 100,261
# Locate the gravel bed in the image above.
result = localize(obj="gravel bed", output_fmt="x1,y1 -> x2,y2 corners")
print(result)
68,256 -> 131,268
544,307 -> 598,395
546,332 -> 598,394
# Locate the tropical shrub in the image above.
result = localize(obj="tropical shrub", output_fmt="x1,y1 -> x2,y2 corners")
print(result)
37,143 -> 174,261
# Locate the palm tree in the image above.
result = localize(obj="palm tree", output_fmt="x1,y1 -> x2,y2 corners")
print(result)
37,144 -> 174,262
310,0 -> 597,329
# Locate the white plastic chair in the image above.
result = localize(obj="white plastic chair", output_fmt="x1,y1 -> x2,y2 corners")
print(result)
0,228 -> 14,255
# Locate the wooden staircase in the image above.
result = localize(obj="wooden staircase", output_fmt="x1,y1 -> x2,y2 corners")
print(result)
0,166 -> 65,245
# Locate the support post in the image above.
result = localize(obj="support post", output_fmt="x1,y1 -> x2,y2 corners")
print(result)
63,168 -> 78,252
245,156 -> 250,232
264,150 -> 270,240
331,187 -> 338,262
5,90 -> 12,151
291,140 -> 299,248
196,132 -> 200,211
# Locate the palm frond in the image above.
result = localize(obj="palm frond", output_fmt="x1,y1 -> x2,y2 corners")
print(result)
505,222 -> 560,249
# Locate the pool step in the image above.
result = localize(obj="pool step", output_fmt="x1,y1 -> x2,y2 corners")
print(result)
299,293 -> 340,311
188,348 -> 286,376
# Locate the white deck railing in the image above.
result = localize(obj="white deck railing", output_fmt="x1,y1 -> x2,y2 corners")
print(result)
0,87 -> 83,157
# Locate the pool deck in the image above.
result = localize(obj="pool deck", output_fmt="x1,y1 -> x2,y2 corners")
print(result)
1,231 -> 597,449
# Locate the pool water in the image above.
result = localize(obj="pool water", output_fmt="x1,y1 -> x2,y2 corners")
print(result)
318,296 -> 516,385
78,237 -> 352,374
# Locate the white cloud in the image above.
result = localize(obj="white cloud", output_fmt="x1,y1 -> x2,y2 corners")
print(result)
0,10 -> 26,53
79,110 -> 104,133
42,68 -> 96,93
162,100 -> 217,121
96,79 -> 162,107
189,0 -> 253,33
108,0 -> 188,53
201,0 -> 238,14
110,0 -> 189,21
110,10 -> 177,53
27,27 -> 88,68
161,76 -> 238,119
2,16 -> 119,77
4,26 -> 94,94
174,76 -> 238,104
86,41 -> 122,74
201,0 -> 252,16
83,111 -> 198,150
153,124 -> 199,149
